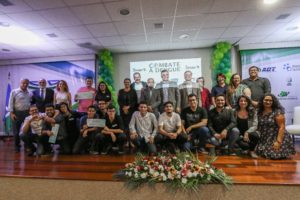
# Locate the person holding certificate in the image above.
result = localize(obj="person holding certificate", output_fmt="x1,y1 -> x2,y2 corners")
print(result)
96,104 -> 127,155
72,105 -> 99,154
75,77 -> 96,114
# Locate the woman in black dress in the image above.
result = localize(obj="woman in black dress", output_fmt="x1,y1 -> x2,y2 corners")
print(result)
118,78 -> 137,133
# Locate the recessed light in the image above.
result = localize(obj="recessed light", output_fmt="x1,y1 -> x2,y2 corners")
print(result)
179,34 -> 189,39
46,33 -> 58,38
119,8 -> 130,16
263,0 -> 278,4
276,14 -> 290,20
0,22 -> 10,27
286,26 -> 298,31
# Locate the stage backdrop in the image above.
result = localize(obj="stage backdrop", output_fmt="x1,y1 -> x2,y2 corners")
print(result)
240,48 -> 300,125
130,58 -> 202,85
0,59 -> 95,134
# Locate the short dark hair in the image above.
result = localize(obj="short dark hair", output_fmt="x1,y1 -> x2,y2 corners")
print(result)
188,93 -> 197,99
124,78 -> 131,82
139,101 -> 148,106
249,66 -> 260,72
87,105 -> 96,110
107,104 -> 115,110
45,103 -> 55,109
215,94 -> 226,99
216,73 -> 226,80
161,69 -> 168,74
163,101 -> 174,107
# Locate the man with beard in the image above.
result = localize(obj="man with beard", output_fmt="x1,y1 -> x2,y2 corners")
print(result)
181,94 -> 210,153
42,104 -> 71,155
129,101 -> 157,155
208,94 -> 239,155
155,101 -> 188,153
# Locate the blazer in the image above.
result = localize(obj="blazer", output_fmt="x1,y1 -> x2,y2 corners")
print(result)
233,108 -> 258,134
31,88 -> 54,112
179,81 -> 201,110
155,81 -> 180,112
140,87 -> 161,112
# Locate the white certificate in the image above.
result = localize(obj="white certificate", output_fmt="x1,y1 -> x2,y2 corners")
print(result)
48,124 -> 60,144
87,119 -> 106,128
76,91 -> 94,100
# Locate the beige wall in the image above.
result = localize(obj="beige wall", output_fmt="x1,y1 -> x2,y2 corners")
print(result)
113,48 -> 214,91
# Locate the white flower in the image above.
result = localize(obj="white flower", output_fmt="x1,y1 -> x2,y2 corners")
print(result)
141,173 -> 147,179
128,172 -> 132,177
181,178 -> 188,184
208,169 -> 215,174
153,172 -> 159,177
187,171 -> 193,178
192,172 -> 198,177
158,165 -> 164,171
167,172 -> 174,180
162,175 -> 167,181
149,168 -> 154,174
144,167 -> 148,170
134,168 -> 138,173
134,173 -> 139,178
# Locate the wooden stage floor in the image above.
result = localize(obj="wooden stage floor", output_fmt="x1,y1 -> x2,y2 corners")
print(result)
0,139 -> 299,185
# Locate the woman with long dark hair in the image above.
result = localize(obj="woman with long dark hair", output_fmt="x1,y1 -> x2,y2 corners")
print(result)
95,81 -> 112,102
256,94 -> 295,159
234,95 -> 259,158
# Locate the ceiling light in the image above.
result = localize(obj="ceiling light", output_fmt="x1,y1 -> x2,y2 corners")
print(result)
119,8 -> 130,16
2,48 -> 10,52
286,26 -> 298,31
0,26 -> 42,46
263,0 -> 278,4
179,34 -> 189,39
276,14 -> 290,20
0,22 -> 10,27
46,33 -> 58,38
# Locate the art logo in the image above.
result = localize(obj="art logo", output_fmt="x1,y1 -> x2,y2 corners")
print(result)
261,66 -> 276,72
278,91 -> 290,97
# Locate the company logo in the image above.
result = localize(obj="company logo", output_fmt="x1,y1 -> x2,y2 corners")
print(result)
261,66 -> 276,72
278,91 -> 290,97
286,77 -> 292,86
283,63 -> 300,71
283,63 -> 291,71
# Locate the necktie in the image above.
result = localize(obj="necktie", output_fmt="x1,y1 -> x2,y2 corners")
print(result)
41,89 -> 44,100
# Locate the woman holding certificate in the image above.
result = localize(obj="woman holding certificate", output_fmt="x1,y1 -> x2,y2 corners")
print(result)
54,80 -> 72,108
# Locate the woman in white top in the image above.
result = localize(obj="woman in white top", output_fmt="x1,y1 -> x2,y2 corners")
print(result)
54,80 -> 72,108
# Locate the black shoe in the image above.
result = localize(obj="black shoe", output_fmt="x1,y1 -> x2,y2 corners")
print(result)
27,146 -> 36,156
167,143 -> 176,154
199,147 -> 208,154
101,144 -> 112,155
118,146 -> 125,155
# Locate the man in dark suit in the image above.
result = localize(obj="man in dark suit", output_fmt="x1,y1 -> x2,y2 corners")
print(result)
31,79 -> 54,112
140,78 -> 161,118
155,70 -> 181,113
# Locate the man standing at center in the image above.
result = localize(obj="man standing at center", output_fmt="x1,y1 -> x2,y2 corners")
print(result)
156,69 -> 180,113
31,78 -> 54,112
75,77 -> 96,114
179,71 -> 201,110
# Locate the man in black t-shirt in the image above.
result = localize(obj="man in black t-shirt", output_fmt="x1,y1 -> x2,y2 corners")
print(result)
208,94 -> 239,155
181,94 -> 210,152
96,104 -> 127,154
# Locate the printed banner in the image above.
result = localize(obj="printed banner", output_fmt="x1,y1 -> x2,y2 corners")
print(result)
240,48 -> 300,125
130,58 -> 202,85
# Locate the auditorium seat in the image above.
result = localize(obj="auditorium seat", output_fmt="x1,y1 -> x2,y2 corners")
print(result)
286,106 -> 300,143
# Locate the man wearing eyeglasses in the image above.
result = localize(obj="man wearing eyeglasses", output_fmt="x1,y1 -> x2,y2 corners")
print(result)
31,78 -> 54,112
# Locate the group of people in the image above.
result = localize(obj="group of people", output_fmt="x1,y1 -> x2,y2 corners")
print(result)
8,66 -> 296,159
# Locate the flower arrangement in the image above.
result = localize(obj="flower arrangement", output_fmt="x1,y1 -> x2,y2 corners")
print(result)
114,152 -> 232,192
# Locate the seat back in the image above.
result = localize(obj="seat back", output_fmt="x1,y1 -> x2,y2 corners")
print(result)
293,106 -> 300,124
